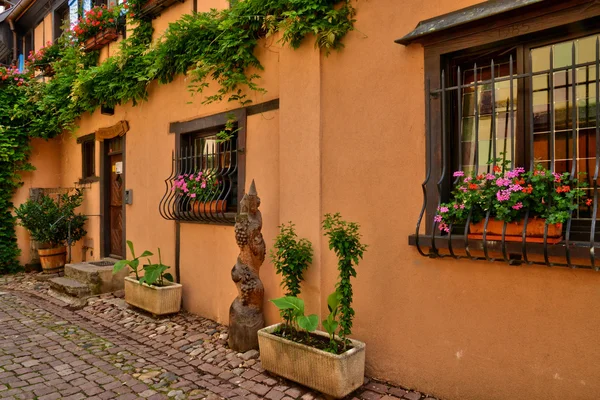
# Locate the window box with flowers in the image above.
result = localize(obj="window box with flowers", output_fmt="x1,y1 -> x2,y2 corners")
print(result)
172,172 -> 227,214
26,42 -> 60,76
73,5 -> 124,52
435,157 -> 589,245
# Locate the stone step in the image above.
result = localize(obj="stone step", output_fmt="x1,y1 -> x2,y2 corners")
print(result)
49,277 -> 91,298
64,259 -> 126,295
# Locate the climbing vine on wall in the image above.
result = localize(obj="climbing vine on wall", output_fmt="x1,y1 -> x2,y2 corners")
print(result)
0,0 -> 356,273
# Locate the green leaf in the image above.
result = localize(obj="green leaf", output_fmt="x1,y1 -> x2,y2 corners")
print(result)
322,317 -> 338,335
126,240 -> 135,259
297,314 -> 318,332
270,296 -> 305,316
139,250 -> 153,258
112,259 -> 129,274
163,273 -> 174,282
327,291 -> 339,314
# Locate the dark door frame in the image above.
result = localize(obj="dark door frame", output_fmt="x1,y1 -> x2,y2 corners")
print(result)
99,135 -> 126,259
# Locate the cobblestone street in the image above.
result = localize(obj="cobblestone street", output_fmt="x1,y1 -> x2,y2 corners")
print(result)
0,274 -> 438,400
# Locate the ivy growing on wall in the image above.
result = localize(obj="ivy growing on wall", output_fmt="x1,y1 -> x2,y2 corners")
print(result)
0,0 -> 356,273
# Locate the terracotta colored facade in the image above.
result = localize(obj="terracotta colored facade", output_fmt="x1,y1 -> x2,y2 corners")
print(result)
12,1 -> 600,399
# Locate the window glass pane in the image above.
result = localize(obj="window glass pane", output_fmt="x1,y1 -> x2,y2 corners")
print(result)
69,0 -> 78,27
460,59 -> 517,169
531,33 -> 600,219
531,46 -> 550,72
181,127 -> 239,212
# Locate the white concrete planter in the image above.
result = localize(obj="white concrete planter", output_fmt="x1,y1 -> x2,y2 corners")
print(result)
124,276 -> 182,315
258,323 -> 366,399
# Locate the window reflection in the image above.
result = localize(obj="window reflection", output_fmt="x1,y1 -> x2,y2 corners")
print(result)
531,34 -> 599,218
461,60 -> 517,173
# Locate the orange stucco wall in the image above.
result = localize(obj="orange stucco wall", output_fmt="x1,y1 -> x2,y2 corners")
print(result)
14,138 -> 62,265
13,1 -> 600,399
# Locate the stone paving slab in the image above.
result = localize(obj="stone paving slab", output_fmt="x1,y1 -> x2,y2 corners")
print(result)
0,273 -> 441,400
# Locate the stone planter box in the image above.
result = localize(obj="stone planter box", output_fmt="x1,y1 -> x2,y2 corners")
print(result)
258,323 -> 366,399
124,276 -> 182,315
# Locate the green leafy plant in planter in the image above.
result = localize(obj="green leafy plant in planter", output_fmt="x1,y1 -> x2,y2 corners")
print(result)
322,213 -> 368,350
113,240 -> 174,286
270,214 -> 367,354
270,222 -> 313,334
14,190 -> 87,249
261,214 -> 367,399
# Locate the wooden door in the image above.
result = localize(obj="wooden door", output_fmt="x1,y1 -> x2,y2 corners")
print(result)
109,153 -> 124,257
103,136 -> 125,258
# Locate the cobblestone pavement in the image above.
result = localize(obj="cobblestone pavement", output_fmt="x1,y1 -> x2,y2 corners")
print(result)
0,273 -> 440,400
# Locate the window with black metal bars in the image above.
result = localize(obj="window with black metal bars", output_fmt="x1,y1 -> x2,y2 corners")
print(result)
159,130 -> 239,224
414,34 -> 600,269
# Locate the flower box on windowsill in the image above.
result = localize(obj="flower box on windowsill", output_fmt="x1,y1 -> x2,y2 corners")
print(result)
468,218 -> 563,244
191,200 -> 227,214
139,0 -> 184,19
83,28 -> 119,52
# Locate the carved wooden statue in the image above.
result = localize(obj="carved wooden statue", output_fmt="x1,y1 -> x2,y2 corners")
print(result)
228,180 -> 265,352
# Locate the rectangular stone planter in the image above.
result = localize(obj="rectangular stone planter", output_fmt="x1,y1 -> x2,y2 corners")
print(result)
258,323 -> 366,399
124,276 -> 182,315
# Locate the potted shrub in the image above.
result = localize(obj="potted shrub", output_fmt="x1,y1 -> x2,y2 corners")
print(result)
258,215 -> 368,399
113,240 -> 182,315
436,156 -> 588,243
172,171 -> 226,213
15,190 -> 87,273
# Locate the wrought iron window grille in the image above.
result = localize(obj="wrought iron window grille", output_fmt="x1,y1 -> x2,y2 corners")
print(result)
159,132 -> 240,225
411,36 -> 600,270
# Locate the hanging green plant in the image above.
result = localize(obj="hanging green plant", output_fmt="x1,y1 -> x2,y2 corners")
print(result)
0,0 -> 357,272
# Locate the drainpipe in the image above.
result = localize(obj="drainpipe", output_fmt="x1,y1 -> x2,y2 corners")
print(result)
6,0 -> 37,63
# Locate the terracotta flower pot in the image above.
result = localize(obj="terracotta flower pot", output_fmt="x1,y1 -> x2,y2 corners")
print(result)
191,199 -> 227,213
258,324 -> 366,399
38,246 -> 67,274
469,218 -> 563,243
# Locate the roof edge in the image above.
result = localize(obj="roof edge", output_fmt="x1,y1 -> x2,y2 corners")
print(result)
395,0 -> 546,46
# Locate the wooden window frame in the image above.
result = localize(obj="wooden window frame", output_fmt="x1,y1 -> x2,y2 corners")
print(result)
404,0 -> 600,266
421,1 -> 600,234
170,108 -> 247,224
77,133 -> 99,183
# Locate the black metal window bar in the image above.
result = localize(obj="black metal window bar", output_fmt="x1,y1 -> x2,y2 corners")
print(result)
159,132 -> 239,224
413,35 -> 600,269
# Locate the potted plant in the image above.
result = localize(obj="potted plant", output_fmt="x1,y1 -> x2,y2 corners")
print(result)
25,42 -> 61,76
15,190 -> 87,273
258,215 -> 368,399
113,240 -> 182,315
436,156 -> 588,243
172,171 -> 226,213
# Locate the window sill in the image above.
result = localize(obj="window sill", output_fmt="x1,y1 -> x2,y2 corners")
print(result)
408,234 -> 600,269
79,176 -> 100,184
139,0 -> 185,19
174,211 -> 236,226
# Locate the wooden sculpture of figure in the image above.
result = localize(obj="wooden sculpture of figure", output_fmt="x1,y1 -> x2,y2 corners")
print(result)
228,180 -> 265,352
